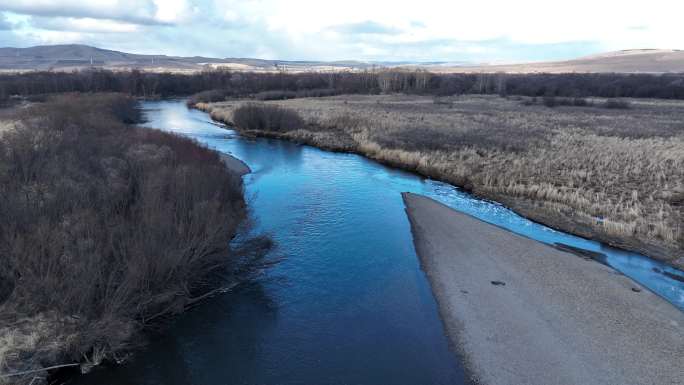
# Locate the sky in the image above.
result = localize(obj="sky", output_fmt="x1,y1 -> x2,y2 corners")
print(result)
0,0 -> 682,63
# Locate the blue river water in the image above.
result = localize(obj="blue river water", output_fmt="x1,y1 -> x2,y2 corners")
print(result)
72,99 -> 683,385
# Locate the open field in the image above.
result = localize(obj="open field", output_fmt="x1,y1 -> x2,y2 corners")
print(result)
198,94 -> 684,268
402,192 -> 684,385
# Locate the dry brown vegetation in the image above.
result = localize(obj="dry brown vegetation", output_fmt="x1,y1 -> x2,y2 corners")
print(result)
232,103 -> 304,132
0,94 -> 267,384
198,95 -> 684,269
0,108 -> 19,137
4,70 -> 684,104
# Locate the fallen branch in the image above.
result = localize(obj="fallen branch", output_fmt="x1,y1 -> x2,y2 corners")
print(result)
0,363 -> 79,378
141,282 -> 239,325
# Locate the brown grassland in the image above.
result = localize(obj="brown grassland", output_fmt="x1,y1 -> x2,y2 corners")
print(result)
197,95 -> 684,269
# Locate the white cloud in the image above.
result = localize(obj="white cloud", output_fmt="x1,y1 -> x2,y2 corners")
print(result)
32,17 -> 139,33
1,0 -> 683,61
152,0 -> 197,24
0,0 -> 179,24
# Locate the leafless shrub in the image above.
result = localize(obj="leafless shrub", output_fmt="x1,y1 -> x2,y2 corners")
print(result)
0,94 -> 267,383
254,90 -> 297,101
542,96 -> 592,108
187,89 -> 229,106
297,88 -> 337,98
521,97 -> 537,106
521,95 -> 598,108
603,99 -> 631,109
571,97 -> 591,107
252,89 -> 339,101
432,97 -> 453,107
543,96 -> 559,107
233,103 -> 304,132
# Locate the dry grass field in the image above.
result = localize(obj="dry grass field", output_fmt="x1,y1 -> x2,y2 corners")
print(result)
199,95 -> 684,268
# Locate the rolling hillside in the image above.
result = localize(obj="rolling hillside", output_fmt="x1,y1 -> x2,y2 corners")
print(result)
0,44 -> 373,73
430,49 -> 684,74
1,44 -> 683,73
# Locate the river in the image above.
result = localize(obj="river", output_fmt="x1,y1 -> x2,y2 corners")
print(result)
71,99 -> 684,385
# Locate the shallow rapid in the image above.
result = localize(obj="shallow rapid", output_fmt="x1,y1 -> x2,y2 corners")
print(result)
72,100 -> 684,385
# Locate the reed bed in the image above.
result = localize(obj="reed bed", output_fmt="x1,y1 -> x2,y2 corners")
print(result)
199,95 -> 684,268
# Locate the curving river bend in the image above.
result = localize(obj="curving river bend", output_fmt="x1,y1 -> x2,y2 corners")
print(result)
72,100 -> 684,385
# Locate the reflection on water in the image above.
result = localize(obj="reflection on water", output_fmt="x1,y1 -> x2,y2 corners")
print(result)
72,100 -> 683,385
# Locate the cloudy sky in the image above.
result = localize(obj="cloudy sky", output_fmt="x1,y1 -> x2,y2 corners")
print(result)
0,0 -> 682,63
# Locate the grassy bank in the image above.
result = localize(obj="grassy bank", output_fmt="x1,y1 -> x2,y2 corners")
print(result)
197,94 -> 684,269
0,94 -> 265,384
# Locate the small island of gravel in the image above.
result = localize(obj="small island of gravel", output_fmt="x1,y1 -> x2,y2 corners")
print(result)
402,192 -> 683,385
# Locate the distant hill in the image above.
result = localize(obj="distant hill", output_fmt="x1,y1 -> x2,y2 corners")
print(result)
428,49 -> 684,74
0,44 -> 375,73
1,45 -> 683,74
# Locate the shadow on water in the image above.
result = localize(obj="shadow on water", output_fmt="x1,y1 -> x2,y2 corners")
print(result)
553,243 -> 609,265
70,283 -> 280,385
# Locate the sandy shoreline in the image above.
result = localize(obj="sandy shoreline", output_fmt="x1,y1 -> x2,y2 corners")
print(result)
402,192 -> 683,385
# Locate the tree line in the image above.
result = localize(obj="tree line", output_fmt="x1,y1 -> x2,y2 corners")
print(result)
2,69 -> 684,104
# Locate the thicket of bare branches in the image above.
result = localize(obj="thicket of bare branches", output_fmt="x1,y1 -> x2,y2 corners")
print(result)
233,103 -> 304,132
0,94 -> 264,384
3,69 -> 684,106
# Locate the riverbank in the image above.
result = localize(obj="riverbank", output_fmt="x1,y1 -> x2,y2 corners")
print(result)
0,95 -> 256,384
66,98 -> 469,385
195,95 -> 684,269
402,192 -> 683,385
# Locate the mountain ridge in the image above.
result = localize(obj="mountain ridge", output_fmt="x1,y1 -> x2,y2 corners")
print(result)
1,44 -> 683,73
